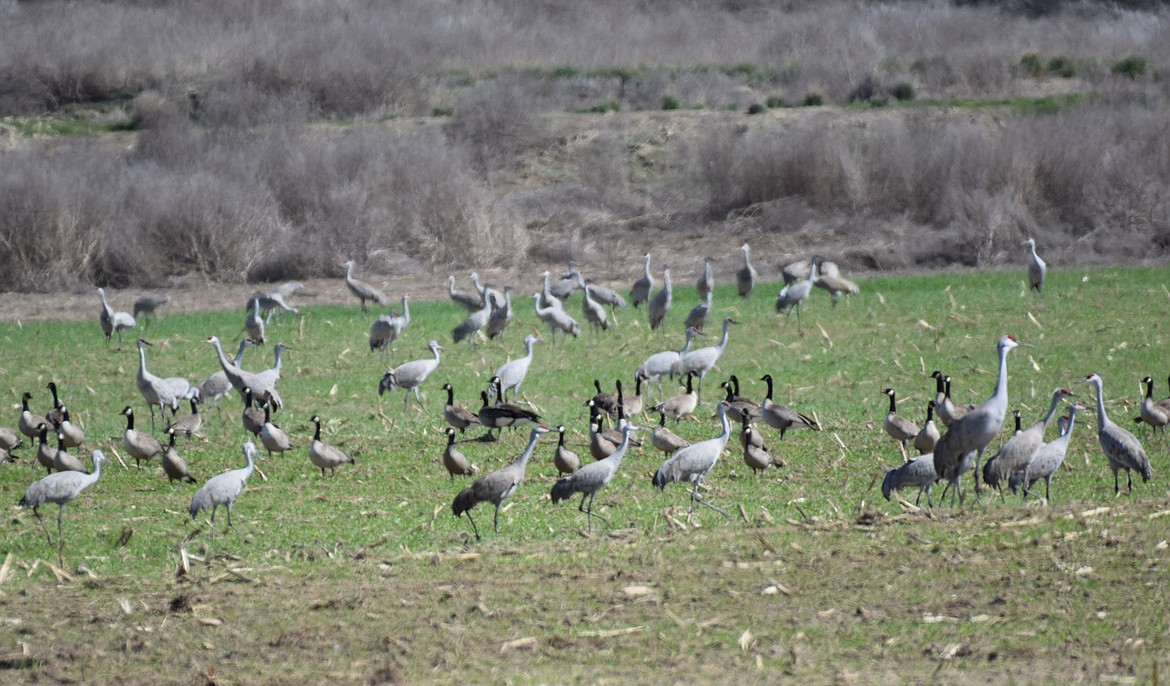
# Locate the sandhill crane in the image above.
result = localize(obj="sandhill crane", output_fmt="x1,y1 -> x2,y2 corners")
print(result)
494,334 -> 539,403
552,422 -> 639,532
551,263 -> 579,301
251,288 -> 299,322
453,298 -> 492,346
737,244 -> 757,298
378,340 -> 443,412
198,338 -> 250,414
449,275 -> 485,312
0,426 -> 21,452
914,401 -> 940,456
742,423 -> 776,476
244,297 -> 266,344
259,403 -> 292,457
671,317 -> 738,402
553,425 -> 579,476
881,454 -> 937,507
20,449 -> 105,552
648,267 -> 672,331
990,387 -> 1076,486
1134,375 -> 1170,432
931,335 -> 1023,506
240,388 -> 265,437
538,271 -> 564,311
44,382 -> 66,430
370,295 -> 412,354
654,372 -> 699,423
51,432 -> 85,473
983,410 -> 1022,495
652,411 -> 690,456
162,429 -> 197,484
121,406 -> 163,467
471,272 -> 505,310
695,257 -> 714,301
133,293 -> 170,322
452,424 -> 550,540
97,287 -> 135,344
477,388 -> 540,441
616,378 -> 643,420
636,327 -> 700,400
57,407 -> 84,450
781,257 -> 811,285
442,383 -> 481,434
571,269 -> 626,321
532,294 -> 580,342
164,395 -> 203,437
1084,373 -> 1153,495
684,289 -> 713,333
653,401 -> 733,519
343,260 -> 387,312
485,287 -> 513,340
255,342 -> 290,391
136,338 -> 189,430
581,284 -> 609,332
776,257 -> 818,333
189,442 -> 256,535
19,392 -> 42,439
631,253 -> 654,309
35,425 -> 56,474
882,388 -> 919,461
1014,404 -> 1083,500
443,427 -> 477,479
1023,238 -> 1046,293
308,415 -> 354,476
757,374 -> 820,438
814,271 -> 860,307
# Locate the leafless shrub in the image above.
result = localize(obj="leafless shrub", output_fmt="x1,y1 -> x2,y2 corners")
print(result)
445,78 -> 545,172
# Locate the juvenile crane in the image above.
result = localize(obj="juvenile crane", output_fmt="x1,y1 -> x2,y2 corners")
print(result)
20,449 -> 105,551
1023,238 -> 1046,293
309,415 -> 354,476
684,289 -> 713,333
189,442 -> 256,535
243,297 -> 266,345
452,424 -> 550,540
1014,404 -> 1083,500
255,342 -> 290,391
1084,373 -> 1153,495
652,401 -> 733,520
736,243 -> 757,298
485,287 -> 513,340
378,340 -> 443,412
343,260 -> 387,312
931,335 -> 1023,506
551,423 -> 640,532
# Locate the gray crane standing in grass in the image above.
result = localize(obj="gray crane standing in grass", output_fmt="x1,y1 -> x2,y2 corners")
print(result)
255,342 -> 291,393
990,387 -> 1075,486
695,257 -> 714,301
198,338 -> 249,415
243,297 -> 266,345
670,316 -> 738,403
1013,405 -> 1081,500
97,287 -> 136,345
206,336 -> 282,411
486,287 -> 513,340
684,288 -> 713,333
631,253 -> 654,309
494,334 -> 539,404
449,275 -> 485,312
1084,373 -> 1153,495
581,284 -> 609,332
452,424 -> 550,541
652,401 -> 733,520
881,453 -> 937,507
931,335 -> 1023,506
983,410 -> 1021,495
20,449 -> 105,557
369,295 -> 411,355
1023,238 -> 1046,293
133,293 -> 170,323
737,243 -> 757,298
532,293 -> 580,342
453,297 -> 492,346
551,422 -> 640,532
636,326 -> 700,401
252,287 -> 300,322
775,256 -> 818,334
648,266 -> 672,331
471,272 -> 505,310
343,260 -> 388,312
309,415 -> 354,476
538,271 -> 565,311
189,442 -> 256,535
378,340 -> 443,413
136,338 -> 190,430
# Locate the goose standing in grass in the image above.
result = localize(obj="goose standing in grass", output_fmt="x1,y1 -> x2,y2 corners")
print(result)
0,426 -> 21,452
1084,373 -> 1152,495
35,425 -> 56,474
914,401 -> 940,456
452,424 -> 550,541
165,396 -> 203,439
378,340 -> 443,412
97,287 -> 135,345
121,406 -> 163,468
259,403 -> 292,458
551,423 -> 640,532
1134,375 -> 1170,433
477,386 -> 540,441
51,432 -> 86,473
442,383 -> 482,434
57,406 -> 85,449
741,422 -> 776,477
552,425 -> 580,476
757,374 -> 820,438
882,388 -> 919,462
631,253 -> 654,309
442,427 -> 477,480
240,388 -> 265,437
308,415 -> 354,476
189,442 -> 255,535
162,428 -> 197,484
736,243 -> 757,298
652,401 -> 733,520
343,260 -> 387,312
651,411 -> 690,457
19,392 -> 42,440
44,382 -> 66,430
493,334 -> 539,404
653,372 -> 699,423
616,378 -> 643,420
1023,238 -> 1046,293
21,450 -> 105,552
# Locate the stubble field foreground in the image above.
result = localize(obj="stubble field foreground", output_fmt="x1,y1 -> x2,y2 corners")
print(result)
1,265 -> 1169,684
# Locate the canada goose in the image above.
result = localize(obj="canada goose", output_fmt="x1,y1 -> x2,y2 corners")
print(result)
161,429 -> 197,484
259,403 -> 292,457
653,372 -> 699,423
121,406 -> 163,468
553,425 -> 580,476
442,427 -> 477,480
309,415 -> 355,477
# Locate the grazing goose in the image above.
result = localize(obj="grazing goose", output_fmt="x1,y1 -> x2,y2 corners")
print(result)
653,372 -> 699,423
477,388 -> 540,442
309,415 -> 355,476
165,396 -> 203,439
758,374 -> 820,438
651,411 -> 690,457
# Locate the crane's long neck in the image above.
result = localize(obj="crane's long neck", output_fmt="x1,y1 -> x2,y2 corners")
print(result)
346,263 -> 354,280
232,339 -> 248,366
679,331 -> 694,354
211,339 -> 233,372
1038,391 -> 1064,430
513,431 -> 542,476
663,270 -> 671,290
401,298 -> 410,322
609,430 -> 633,468
1091,378 -> 1108,431
715,320 -> 731,351
242,451 -> 255,479
138,345 -> 149,378
716,407 -> 731,446
90,456 -> 103,480
272,346 -> 283,371
987,342 -> 1012,412
1063,407 -> 1080,442
644,255 -> 652,278
742,246 -> 750,267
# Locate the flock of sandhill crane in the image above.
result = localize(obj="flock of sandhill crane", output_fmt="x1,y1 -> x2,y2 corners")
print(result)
4,237 -> 1159,552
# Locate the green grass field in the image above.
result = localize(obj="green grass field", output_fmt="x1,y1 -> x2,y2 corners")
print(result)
1,266 -> 1168,683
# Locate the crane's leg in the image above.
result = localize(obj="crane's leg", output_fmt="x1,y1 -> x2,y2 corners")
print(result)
56,504 -> 66,551
32,506 -> 52,546
149,404 -> 158,432
690,480 -> 730,519
492,504 -> 501,535
465,510 -> 481,541
1127,470 -> 1133,494
1113,469 -> 1120,496
226,503 -> 238,534
1045,476 -> 1052,502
